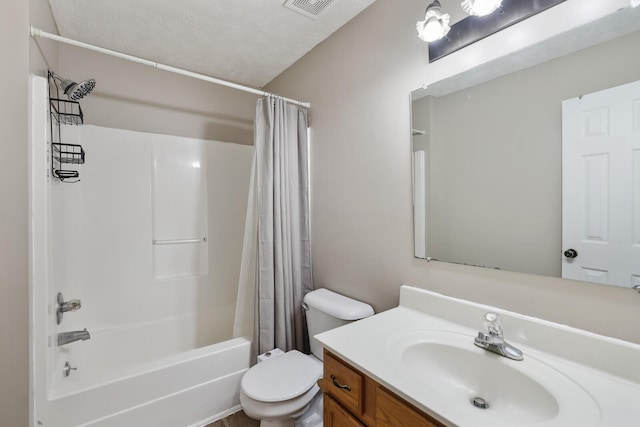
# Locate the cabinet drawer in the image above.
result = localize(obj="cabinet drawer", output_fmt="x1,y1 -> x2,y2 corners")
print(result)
324,350 -> 365,416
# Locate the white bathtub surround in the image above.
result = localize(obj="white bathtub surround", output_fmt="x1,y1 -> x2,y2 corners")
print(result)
316,285 -> 640,426
255,96 -> 312,354
49,124 -> 252,342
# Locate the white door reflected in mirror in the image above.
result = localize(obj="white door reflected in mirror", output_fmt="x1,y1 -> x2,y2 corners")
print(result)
561,80 -> 640,287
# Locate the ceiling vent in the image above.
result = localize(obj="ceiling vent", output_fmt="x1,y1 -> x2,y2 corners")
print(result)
284,0 -> 335,19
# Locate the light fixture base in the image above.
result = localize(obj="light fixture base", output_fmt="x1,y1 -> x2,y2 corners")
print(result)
461,0 -> 503,17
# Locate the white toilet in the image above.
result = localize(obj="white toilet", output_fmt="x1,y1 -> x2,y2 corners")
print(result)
240,288 -> 374,427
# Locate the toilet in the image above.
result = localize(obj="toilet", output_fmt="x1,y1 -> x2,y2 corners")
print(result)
240,288 -> 374,427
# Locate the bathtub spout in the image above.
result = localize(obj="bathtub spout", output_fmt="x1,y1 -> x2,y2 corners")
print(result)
58,329 -> 91,346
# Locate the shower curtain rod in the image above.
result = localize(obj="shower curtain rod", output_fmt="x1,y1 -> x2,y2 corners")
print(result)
30,26 -> 311,108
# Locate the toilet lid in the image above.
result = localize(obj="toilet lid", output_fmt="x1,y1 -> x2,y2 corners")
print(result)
241,350 -> 322,402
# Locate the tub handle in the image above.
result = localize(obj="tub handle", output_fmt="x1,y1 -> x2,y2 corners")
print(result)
56,292 -> 82,325
330,375 -> 351,392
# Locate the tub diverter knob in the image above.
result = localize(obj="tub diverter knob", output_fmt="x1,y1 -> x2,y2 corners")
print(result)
63,361 -> 77,377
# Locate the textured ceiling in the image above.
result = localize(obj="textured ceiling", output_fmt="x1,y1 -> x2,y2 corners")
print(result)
48,0 -> 376,87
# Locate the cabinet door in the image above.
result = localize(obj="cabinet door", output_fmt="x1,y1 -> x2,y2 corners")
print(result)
325,395 -> 365,427
376,387 -> 442,427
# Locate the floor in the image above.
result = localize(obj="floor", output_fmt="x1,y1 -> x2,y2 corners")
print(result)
206,410 -> 260,427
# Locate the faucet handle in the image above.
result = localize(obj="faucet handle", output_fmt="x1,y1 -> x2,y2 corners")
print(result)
484,312 -> 503,337
56,292 -> 82,325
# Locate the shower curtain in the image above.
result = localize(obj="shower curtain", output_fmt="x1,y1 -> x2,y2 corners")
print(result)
255,96 -> 312,355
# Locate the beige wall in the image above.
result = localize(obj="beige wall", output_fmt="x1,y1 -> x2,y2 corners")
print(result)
1,0 -> 30,425
30,0 -> 59,76
423,30 -> 640,277
267,0 -> 640,344
58,45 -> 258,145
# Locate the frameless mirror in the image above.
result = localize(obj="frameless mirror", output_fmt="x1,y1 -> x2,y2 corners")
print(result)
411,6 -> 640,288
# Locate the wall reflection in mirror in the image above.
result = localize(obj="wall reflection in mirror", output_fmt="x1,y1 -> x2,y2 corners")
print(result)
411,6 -> 640,289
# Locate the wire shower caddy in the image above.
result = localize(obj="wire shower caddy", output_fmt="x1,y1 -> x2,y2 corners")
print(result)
48,71 -> 86,181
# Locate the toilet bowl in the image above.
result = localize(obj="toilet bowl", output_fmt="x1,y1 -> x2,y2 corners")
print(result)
239,288 -> 374,427
240,350 -> 322,427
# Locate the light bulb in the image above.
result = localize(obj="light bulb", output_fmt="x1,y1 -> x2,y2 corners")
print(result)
416,1 -> 450,43
423,18 -> 446,42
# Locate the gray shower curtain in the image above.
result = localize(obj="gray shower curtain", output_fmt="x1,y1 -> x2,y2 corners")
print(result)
254,96 -> 312,355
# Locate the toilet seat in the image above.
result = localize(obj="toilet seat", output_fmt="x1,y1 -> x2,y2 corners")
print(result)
240,383 -> 320,420
241,350 -> 322,402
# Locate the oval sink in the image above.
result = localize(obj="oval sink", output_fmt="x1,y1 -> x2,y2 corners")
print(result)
403,341 -> 557,422
387,330 -> 601,426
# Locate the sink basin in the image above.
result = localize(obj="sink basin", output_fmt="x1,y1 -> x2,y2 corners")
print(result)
387,330 -> 601,426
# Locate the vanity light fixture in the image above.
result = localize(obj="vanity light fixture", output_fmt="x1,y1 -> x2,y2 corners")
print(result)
461,0 -> 503,17
417,0 -> 451,43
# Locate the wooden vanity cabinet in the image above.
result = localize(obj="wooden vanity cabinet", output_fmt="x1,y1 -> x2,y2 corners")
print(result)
323,350 -> 446,427
325,395 -> 365,427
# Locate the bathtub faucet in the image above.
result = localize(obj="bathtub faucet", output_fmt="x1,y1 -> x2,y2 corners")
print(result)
58,329 -> 91,346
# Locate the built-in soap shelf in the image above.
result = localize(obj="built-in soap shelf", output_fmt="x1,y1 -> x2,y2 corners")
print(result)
152,237 -> 207,245
152,236 -> 209,280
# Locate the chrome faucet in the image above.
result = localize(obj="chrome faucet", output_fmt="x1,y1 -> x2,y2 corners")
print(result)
57,329 -> 91,346
474,312 -> 523,361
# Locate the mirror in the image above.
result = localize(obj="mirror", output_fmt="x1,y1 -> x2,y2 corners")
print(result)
411,6 -> 640,288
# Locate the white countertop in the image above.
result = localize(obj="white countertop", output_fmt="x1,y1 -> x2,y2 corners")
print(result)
315,285 -> 640,427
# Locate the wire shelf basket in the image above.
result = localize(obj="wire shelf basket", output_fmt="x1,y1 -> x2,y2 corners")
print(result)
50,98 -> 84,125
53,143 -> 85,165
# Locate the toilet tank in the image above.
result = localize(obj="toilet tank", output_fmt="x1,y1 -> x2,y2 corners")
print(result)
303,288 -> 374,360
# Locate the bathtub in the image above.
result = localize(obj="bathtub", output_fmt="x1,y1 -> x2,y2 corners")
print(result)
39,335 -> 251,426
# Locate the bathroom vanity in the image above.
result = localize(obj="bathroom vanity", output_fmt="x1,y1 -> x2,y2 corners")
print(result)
323,350 -> 444,426
316,285 -> 640,426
